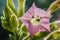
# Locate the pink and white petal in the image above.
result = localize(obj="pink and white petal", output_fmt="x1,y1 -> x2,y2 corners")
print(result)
41,23 -> 50,32
32,25 -> 47,35
19,3 -> 37,21
35,9 -> 50,17
18,9 -> 34,21
40,22 -> 50,32
25,3 -> 37,17
40,18 -> 50,32
27,22 -> 33,36
40,12 -> 49,17
22,12 -> 33,20
20,19 -> 33,36
31,2 -> 37,13
32,4 -> 43,16
31,2 -> 42,15
40,18 -> 49,24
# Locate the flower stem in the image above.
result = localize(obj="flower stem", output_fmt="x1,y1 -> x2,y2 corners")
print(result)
44,29 -> 60,40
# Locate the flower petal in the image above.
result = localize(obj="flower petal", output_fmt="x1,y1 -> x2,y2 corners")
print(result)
33,25 -> 47,35
40,20 -> 50,32
19,2 -> 50,36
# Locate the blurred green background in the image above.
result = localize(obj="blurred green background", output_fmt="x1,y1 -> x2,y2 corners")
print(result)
1,0 -> 60,40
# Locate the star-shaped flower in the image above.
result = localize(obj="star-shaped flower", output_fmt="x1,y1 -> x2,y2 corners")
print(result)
19,3 -> 50,36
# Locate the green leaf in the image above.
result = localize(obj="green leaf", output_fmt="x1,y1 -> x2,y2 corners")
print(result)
22,26 -> 28,34
1,14 -> 19,32
36,31 -> 49,37
52,34 -> 60,40
46,30 -> 60,40
7,0 -> 17,15
31,31 -> 49,40
1,16 -> 13,32
3,5 -> 12,20
18,24 -> 30,40
17,0 -> 26,31
17,0 -> 26,17
10,14 -> 19,31
48,1 -> 59,14
50,21 -> 60,31
50,23 -> 56,31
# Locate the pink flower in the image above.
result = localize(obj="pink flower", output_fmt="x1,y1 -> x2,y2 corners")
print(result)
19,3 -> 50,36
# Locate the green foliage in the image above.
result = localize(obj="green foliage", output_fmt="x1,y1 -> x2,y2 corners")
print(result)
52,34 -> 60,40
50,23 -> 56,31
1,14 -> 19,32
31,31 -> 49,40
17,0 -> 25,17
48,1 -> 60,14
7,0 -> 17,15
1,0 -> 27,40
18,24 -> 30,40
1,0 -> 19,32
47,31 -> 60,40
3,5 -> 12,20
9,14 -> 19,31
9,34 -> 16,40
1,17 -> 12,31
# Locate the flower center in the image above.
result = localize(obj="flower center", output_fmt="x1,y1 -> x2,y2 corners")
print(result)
30,15 -> 41,26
